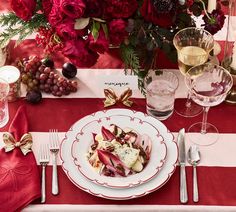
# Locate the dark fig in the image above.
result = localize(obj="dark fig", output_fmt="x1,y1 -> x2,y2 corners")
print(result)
26,90 -> 42,104
41,58 -> 54,68
62,62 -> 77,79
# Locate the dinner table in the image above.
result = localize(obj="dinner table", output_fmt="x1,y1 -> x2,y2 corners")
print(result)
1,3 -> 236,212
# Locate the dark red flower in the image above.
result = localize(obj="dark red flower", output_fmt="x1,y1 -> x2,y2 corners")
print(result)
84,0 -> 104,17
140,0 -> 174,28
55,18 -> 86,40
10,0 -> 36,21
88,29 -> 109,54
42,0 -> 53,18
109,19 -> 128,46
202,9 -> 226,35
48,0 -> 64,27
186,0 -> 194,7
62,39 -> 99,67
60,0 -> 86,19
104,0 -> 138,19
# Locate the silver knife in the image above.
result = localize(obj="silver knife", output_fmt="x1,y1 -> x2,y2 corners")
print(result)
178,128 -> 188,203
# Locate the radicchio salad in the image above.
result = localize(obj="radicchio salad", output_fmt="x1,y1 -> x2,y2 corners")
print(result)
86,124 -> 152,177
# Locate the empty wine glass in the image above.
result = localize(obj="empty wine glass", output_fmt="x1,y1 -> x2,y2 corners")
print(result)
173,27 -> 214,117
185,63 -> 233,146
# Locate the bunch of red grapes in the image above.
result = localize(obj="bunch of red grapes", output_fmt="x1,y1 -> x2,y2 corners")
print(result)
16,56 -> 78,98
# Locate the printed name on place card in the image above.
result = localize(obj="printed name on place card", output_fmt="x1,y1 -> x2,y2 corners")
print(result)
98,75 -> 138,92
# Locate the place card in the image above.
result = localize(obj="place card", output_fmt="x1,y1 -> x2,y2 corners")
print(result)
98,75 -> 138,92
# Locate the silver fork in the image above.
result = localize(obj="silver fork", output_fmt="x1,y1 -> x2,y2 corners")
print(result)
49,129 -> 60,195
39,144 -> 49,203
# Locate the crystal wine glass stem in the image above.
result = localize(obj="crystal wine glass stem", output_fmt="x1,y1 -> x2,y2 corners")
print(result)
201,106 -> 210,134
185,92 -> 192,108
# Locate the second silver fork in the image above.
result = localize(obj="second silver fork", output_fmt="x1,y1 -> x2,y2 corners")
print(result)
49,129 -> 60,195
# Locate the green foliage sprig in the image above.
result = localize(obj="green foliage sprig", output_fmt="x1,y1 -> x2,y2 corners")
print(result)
0,12 -> 48,48
120,43 -> 148,95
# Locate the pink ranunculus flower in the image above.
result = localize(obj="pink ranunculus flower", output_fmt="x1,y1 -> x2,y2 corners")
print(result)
62,39 -> 99,67
60,0 -> 86,19
10,0 -> 36,21
88,29 -> 109,54
109,19 -> 128,46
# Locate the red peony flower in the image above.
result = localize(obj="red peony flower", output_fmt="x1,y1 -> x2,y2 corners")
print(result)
48,0 -> 64,27
104,0 -> 138,19
202,9 -> 226,35
109,19 -> 128,46
42,0 -> 53,18
84,0 -> 104,17
62,39 -> 99,67
55,18 -> 86,40
88,29 -> 109,54
60,0 -> 86,19
140,0 -> 174,28
10,0 -> 36,21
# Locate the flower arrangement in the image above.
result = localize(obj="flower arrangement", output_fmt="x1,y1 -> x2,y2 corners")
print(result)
0,0 -> 227,91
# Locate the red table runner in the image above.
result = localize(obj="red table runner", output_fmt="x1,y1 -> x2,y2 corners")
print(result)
3,98 -> 236,133
1,98 -> 236,206
34,166 -> 236,206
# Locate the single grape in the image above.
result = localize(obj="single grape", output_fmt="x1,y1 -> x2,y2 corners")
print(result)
26,90 -> 42,104
38,65 -> 46,73
46,78 -> 53,85
44,67 -> 51,74
62,62 -> 77,79
40,73 -> 47,81
49,71 -> 55,79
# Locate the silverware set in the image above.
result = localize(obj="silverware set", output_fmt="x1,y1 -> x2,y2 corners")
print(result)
39,129 -> 60,203
177,128 -> 201,204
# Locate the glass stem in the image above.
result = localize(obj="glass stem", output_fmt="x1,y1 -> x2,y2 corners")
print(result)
201,106 -> 210,134
185,91 -> 192,108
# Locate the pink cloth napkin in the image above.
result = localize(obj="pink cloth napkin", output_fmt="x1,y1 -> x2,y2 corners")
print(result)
0,106 -> 41,211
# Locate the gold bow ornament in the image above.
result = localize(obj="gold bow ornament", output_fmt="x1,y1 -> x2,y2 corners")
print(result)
3,132 -> 33,156
104,87 -> 133,107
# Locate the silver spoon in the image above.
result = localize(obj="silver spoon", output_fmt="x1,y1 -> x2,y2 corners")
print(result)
187,145 -> 201,202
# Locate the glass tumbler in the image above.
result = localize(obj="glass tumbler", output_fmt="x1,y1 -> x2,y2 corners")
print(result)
0,78 -> 9,128
145,70 -> 179,120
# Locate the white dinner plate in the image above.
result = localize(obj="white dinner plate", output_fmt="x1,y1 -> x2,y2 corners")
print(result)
72,112 -> 167,188
60,109 -> 178,200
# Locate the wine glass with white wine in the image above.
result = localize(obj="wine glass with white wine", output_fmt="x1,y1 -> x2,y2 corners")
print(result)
173,27 -> 214,117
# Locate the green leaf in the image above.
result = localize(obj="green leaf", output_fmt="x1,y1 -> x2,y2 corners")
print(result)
91,21 -> 101,41
74,18 -> 90,30
101,23 -> 108,39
